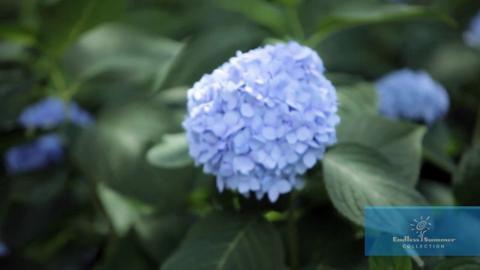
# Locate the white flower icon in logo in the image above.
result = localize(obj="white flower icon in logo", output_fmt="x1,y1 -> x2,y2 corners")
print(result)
410,216 -> 432,241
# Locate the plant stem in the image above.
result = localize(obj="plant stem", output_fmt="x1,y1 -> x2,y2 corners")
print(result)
287,193 -> 300,270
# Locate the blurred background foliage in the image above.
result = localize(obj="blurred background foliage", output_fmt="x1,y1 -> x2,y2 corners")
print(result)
0,0 -> 480,269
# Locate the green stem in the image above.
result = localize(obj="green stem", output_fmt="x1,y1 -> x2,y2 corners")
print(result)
287,7 -> 304,41
287,193 -> 300,270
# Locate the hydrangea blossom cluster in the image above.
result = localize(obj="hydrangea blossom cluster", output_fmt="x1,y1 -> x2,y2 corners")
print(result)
4,97 -> 93,174
464,11 -> 480,48
183,42 -> 340,202
19,97 -> 93,129
5,134 -> 63,174
375,69 -> 449,125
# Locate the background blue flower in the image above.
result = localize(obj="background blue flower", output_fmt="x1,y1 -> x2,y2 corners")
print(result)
4,133 -> 64,174
183,42 -> 340,202
464,11 -> 480,47
375,69 -> 449,125
19,97 -> 93,129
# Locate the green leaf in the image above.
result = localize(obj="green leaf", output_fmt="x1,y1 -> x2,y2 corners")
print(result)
427,43 -> 480,89
434,258 -> 480,270
63,23 -> 183,91
369,256 -> 412,270
418,180 -> 455,206
337,114 -> 426,186
298,209 -> 365,269
423,122 -> 456,173
156,86 -> 188,107
454,145 -> 480,205
95,232 -> 155,270
97,182 -> 189,262
0,24 -> 36,46
135,214 -> 190,263
39,0 -> 126,55
0,66 -> 34,129
308,4 -> 453,46
97,183 -> 154,235
147,133 -> 192,169
337,83 -> 377,116
323,144 -> 426,226
73,99 -> 194,208
213,0 -> 287,35
162,212 -> 287,270
163,24 -> 264,87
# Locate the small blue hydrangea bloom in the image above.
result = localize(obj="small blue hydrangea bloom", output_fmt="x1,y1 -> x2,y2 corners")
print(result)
4,133 -> 64,174
464,11 -> 480,48
183,42 -> 340,202
19,97 -> 93,129
375,69 -> 449,125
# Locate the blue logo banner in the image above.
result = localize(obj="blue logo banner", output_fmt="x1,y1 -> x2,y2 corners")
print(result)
365,206 -> 480,256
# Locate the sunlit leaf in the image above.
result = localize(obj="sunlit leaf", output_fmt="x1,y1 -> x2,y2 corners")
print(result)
147,133 -> 191,169
337,114 -> 426,186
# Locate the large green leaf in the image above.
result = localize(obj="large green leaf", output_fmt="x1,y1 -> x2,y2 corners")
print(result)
308,4 -> 453,45
369,256 -> 412,270
95,232 -> 155,270
97,183 -> 189,262
73,99 -> 194,209
162,212 -> 287,270
39,0 -> 126,55
337,114 -> 426,186
97,183 -> 154,235
337,83 -> 377,116
418,180 -> 455,206
63,23 -> 183,91
323,144 -> 426,226
298,208 -> 365,269
147,133 -> 191,169
213,0 -> 287,35
423,122 -> 456,173
135,213 -> 190,264
454,145 -> 480,205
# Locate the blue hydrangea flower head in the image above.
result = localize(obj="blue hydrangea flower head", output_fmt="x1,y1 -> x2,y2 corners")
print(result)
375,69 -> 449,124
19,97 -> 93,129
183,41 -> 340,202
464,11 -> 480,48
4,133 -> 64,174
